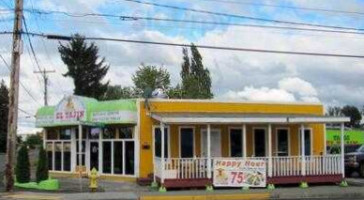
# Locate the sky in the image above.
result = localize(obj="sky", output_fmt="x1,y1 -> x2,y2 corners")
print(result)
0,0 -> 364,134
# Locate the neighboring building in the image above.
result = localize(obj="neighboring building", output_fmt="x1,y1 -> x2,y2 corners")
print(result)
36,95 -> 349,189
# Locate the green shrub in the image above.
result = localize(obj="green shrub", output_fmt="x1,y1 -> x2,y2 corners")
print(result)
16,145 -> 30,183
36,146 -> 49,183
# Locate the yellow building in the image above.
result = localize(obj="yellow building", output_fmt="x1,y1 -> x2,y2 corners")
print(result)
36,96 -> 349,189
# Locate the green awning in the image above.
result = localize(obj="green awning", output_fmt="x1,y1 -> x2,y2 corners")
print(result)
36,95 -> 137,128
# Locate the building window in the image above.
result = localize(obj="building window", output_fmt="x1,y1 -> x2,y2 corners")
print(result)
103,127 -> 116,139
59,128 -> 71,140
89,128 -> 101,140
180,128 -> 194,158
114,142 -> 123,174
46,142 -> 53,170
103,141 -> 112,173
276,129 -> 289,156
63,142 -> 71,171
76,141 -> 86,166
46,129 -> 58,140
154,127 -> 168,158
230,128 -> 243,157
119,127 -> 133,139
254,128 -> 266,157
125,141 -> 135,175
55,142 -> 62,171
299,129 -> 312,156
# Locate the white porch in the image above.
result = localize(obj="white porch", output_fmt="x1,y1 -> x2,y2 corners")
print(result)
151,113 -> 349,188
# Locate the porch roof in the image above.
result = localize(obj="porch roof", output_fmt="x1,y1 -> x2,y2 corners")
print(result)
151,113 -> 350,124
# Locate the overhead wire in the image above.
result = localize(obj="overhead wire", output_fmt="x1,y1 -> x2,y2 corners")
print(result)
120,0 -> 364,32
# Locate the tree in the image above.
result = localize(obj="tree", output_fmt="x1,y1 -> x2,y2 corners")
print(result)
25,134 -> 43,149
102,85 -> 136,100
58,34 -> 110,100
0,80 -> 9,153
132,64 -> 171,97
36,146 -> 48,183
341,105 -> 362,128
15,145 -> 30,183
180,44 -> 213,99
327,106 -> 342,116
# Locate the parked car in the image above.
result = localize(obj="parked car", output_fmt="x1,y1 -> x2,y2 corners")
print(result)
345,144 -> 364,177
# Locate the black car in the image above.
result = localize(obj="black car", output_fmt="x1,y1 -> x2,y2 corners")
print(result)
345,144 -> 364,176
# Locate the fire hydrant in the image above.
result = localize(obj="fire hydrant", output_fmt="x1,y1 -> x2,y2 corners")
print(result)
89,168 -> 98,192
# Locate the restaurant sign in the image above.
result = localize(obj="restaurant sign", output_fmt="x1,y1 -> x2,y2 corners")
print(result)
213,159 -> 266,188
54,96 -> 86,124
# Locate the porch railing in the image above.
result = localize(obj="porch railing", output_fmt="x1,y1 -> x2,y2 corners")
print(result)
155,155 -> 342,181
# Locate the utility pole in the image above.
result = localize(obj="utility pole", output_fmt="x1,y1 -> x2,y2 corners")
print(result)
34,69 -> 55,106
5,0 -> 23,192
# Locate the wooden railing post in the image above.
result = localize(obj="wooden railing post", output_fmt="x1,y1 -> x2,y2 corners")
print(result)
207,124 -> 212,179
268,124 -> 273,178
340,123 -> 345,178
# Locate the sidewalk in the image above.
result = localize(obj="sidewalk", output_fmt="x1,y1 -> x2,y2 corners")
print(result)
2,184 -> 364,200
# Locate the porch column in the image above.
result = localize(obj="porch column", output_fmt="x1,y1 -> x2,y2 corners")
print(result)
78,123 -> 83,168
301,124 -> 306,176
160,122 -> 165,184
98,127 -> 103,173
207,124 -> 212,179
340,123 -> 345,178
268,124 -> 272,177
242,124 -> 247,158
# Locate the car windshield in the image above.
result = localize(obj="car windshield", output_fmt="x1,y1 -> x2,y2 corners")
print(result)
355,145 -> 364,153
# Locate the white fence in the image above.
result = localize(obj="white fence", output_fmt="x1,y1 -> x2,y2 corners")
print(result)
155,155 -> 342,181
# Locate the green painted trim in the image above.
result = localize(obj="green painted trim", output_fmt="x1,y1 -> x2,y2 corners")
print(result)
15,179 -> 59,191
340,180 -> 348,187
159,186 -> 167,192
151,181 -> 159,188
300,182 -> 308,188
206,185 -> 214,191
242,186 -> 250,190
267,184 -> 275,190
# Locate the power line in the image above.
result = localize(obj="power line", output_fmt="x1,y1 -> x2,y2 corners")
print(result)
1,31 -> 364,58
21,9 -> 364,36
120,0 -> 364,32
0,53 -> 41,105
22,16 -> 43,73
198,0 -> 364,16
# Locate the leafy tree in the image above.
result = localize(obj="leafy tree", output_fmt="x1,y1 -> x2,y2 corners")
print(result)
36,146 -> 48,183
327,106 -> 342,116
25,134 -> 43,149
341,105 -> 362,128
15,145 -> 30,183
132,64 -> 170,97
180,44 -> 213,99
0,80 -> 9,153
59,34 -> 110,100
103,85 -> 136,100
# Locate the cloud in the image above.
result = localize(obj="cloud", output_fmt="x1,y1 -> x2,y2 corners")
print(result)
219,77 -> 320,103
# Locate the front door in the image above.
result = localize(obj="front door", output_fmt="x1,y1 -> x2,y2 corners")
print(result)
90,142 -> 99,170
201,129 -> 221,157
254,128 -> 266,157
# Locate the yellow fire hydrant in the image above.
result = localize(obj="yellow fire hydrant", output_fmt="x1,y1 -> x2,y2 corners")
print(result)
89,168 -> 99,192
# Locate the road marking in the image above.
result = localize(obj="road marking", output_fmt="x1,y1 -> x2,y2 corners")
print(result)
2,194 -> 61,200
140,193 -> 270,200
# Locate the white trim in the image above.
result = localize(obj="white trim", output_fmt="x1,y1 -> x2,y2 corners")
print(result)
152,125 -> 171,158
200,128 -> 221,157
178,126 -> 195,158
298,127 -> 314,156
227,126 -> 244,157
275,127 -> 291,156
323,124 -> 327,155
289,117 -> 350,123
145,98 -> 322,106
252,127 -> 268,157
153,115 -> 287,124
135,101 -> 140,177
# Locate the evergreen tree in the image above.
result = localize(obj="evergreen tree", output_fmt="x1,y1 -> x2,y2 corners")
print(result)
36,146 -> 48,183
0,80 -> 8,153
132,64 -> 171,96
180,44 -> 213,99
58,34 -> 110,100
16,145 -> 30,183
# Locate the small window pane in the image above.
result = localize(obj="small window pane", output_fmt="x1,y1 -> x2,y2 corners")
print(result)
46,129 -> 58,140
103,127 -> 116,139
46,143 -> 53,170
103,142 -> 112,173
89,128 -> 100,139
181,128 -> 194,158
59,128 -> 71,140
119,127 -> 133,139
277,129 -> 289,156
125,141 -> 135,175
230,129 -> 242,157
55,142 -> 62,171
63,143 -> 71,171
114,142 -> 123,174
